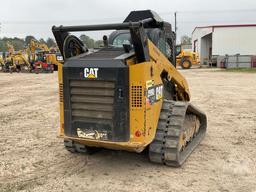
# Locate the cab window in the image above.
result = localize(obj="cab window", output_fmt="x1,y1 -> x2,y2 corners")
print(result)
176,46 -> 181,56
157,37 -> 172,59
112,33 -> 131,47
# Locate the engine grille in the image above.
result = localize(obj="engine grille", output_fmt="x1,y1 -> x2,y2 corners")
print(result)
59,83 -> 63,102
70,80 -> 115,125
131,85 -> 142,108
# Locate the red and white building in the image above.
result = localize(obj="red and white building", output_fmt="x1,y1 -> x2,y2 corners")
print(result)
192,24 -> 256,67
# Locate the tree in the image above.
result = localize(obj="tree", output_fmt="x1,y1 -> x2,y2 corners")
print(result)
0,37 -> 10,52
0,39 -> 5,52
39,38 -> 46,44
79,34 -> 95,48
0,37 -> 25,52
46,38 -> 56,48
25,35 -> 36,46
94,40 -> 103,48
180,35 -> 192,45
12,37 -> 25,50
0,35 -> 100,52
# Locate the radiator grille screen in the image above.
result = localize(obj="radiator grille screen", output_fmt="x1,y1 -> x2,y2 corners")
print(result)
59,83 -> 63,102
131,85 -> 142,108
70,80 -> 115,125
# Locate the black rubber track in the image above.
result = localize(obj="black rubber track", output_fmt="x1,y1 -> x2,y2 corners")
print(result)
64,140 -> 100,154
149,100 -> 207,167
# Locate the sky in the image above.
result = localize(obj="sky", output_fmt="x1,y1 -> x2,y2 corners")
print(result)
1,0 -> 256,42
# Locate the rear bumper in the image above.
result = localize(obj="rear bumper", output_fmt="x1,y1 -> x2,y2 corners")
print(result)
59,135 -> 146,152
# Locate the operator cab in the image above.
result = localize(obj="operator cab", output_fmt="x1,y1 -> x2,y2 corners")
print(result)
175,45 -> 182,56
108,28 -> 175,65
53,10 -> 176,66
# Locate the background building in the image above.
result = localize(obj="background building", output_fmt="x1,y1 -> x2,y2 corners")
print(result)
192,24 -> 256,68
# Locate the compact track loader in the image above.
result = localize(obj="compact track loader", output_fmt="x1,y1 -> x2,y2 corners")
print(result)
52,10 -> 207,166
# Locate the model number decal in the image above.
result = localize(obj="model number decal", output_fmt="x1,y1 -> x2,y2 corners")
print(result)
147,84 -> 163,105
155,85 -> 163,100
84,68 -> 99,78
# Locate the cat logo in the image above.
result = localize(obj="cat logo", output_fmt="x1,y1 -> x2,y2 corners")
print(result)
84,68 -> 99,79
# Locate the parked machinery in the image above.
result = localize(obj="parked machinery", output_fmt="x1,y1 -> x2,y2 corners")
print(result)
27,39 -> 62,72
52,10 -> 207,166
25,39 -> 53,73
176,45 -> 200,69
0,56 -> 4,71
3,42 -> 32,73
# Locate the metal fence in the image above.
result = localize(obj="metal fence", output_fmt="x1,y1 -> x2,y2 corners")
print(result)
213,55 -> 256,68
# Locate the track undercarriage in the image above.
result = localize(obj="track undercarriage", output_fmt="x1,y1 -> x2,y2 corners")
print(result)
149,100 -> 207,166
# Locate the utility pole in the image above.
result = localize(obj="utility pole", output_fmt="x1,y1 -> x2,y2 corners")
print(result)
174,12 -> 177,33
174,12 -> 177,67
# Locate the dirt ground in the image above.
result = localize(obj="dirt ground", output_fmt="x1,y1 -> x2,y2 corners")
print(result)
0,69 -> 256,192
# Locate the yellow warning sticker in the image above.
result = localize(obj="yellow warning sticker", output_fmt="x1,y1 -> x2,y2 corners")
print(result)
146,80 -> 154,89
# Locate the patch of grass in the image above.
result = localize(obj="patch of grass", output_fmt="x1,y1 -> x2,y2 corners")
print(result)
217,68 -> 256,73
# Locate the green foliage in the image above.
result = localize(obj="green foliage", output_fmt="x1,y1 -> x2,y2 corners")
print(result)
0,40 -> 5,52
94,40 -> 103,48
0,37 -> 25,52
12,37 -> 25,50
180,35 -> 192,45
0,35 -> 102,52
25,35 -> 36,46
79,34 -> 103,48
79,34 -> 95,48
39,38 -> 46,44
46,38 -> 56,48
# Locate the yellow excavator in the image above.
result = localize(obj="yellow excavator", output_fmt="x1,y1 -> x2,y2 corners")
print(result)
27,39 -> 49,61
52,10 -> 207,166
0,56 -> 4,71
4,42 -> 31,73
176,45 -> 200,69
27,39 -> 62,72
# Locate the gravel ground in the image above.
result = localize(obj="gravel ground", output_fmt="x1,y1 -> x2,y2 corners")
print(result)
0,69 -> 256,192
